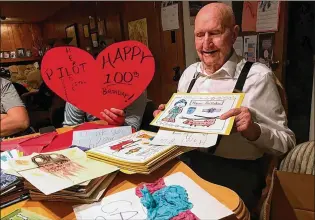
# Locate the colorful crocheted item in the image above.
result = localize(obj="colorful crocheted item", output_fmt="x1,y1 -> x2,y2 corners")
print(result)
135,178 -> 166,197
138,184 -> 197,220
171,210 -> 199,220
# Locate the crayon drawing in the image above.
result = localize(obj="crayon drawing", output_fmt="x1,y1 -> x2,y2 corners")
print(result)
90,131 -> 176,163
162,99 -> 187,122
31,153 -> 84,180
8,148 -> 118,195
151,93 -> 244,135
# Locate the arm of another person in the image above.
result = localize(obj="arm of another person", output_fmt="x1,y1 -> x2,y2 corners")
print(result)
0,80 -> 29,137
124,91 -> 147,131
1,107 -> 29,137
63,102 -> 87,127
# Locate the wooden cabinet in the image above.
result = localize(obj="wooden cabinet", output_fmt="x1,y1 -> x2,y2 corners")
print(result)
0,23 -> 42,63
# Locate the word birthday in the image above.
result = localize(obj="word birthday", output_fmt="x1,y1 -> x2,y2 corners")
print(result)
102,88 -> 133,100
102,46 -> 154,69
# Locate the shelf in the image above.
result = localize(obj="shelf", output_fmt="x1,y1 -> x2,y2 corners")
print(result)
0,57 -> 41,64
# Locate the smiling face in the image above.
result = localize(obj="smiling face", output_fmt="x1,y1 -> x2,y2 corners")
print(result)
194,3 -> 239,74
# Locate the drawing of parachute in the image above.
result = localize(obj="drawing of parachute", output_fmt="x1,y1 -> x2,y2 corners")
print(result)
183,119 -> 216,127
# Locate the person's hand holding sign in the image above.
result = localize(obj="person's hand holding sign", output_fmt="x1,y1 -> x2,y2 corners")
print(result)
100,108 -> 125,126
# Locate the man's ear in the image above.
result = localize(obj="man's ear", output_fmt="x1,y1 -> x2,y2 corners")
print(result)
232,25 -> 240,43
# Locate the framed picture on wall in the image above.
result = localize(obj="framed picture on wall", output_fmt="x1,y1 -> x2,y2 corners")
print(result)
10,51 -> 16,59
83,24 -> 90,38
91,32 -> 99,48
16,48 -> 25,58
65,23 -> 80,47
26,49 -> 32,57
3,51 -> 10,59
97,20 -> 106,36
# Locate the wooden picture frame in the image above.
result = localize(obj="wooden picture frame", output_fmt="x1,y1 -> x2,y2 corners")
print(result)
97,20 -> 106,36
16,48 -> 25,58
10,51 -> 16,59
3,51 -> 10,59
65,23 -> 80,47
83,24 -> 90,38
91,32 -> 99,48
25,49 -> 32,57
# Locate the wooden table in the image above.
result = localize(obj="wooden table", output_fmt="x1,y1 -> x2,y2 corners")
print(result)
1,124 -> 250,220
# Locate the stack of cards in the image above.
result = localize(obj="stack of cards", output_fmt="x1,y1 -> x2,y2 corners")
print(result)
87,130 -> 190,174
0,150 -> 29,209
8,147 -> 119,200
26,172 -> 118,203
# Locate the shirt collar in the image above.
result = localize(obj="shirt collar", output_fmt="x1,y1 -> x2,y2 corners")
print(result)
196,50 -> 240,78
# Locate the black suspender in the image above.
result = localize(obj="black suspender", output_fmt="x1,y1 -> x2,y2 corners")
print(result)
186,72 -> 200,93
186,61 -> 254,154
233,61 -> 253,93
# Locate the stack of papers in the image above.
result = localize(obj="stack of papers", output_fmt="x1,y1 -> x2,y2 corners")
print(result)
26,172 -> 117,203
0,169 -> 29,209
87,130 -> 190,174
0,150 -> 29,209
8,148 -> 119,200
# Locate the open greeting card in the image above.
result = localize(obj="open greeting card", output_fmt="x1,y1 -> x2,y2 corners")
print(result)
73,172 -> 234,220
151,93 -> 244,135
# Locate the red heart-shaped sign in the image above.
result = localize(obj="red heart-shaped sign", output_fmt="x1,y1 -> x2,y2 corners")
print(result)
41,40 -> 155,119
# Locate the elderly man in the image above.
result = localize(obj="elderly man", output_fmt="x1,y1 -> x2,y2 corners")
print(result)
154,3 -> 295,215
1,77 -> 30,137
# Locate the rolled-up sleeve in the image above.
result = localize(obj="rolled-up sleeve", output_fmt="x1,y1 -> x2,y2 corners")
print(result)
63,102 -> 86,126
1,80 -> 25,113
249,72 -> 296,155
124,91 -> 147,131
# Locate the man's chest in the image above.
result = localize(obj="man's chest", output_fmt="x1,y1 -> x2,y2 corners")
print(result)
191,78 -> 237,93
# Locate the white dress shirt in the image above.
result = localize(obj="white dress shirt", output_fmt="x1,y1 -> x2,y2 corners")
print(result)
178,52 -> 296,160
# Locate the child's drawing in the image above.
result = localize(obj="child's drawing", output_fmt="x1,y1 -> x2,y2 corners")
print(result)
162,99 -> 187,122
151,93 -> 244,135
202,108 -> 221,113
183,119 -> 216,127
109,140 -> 141,152
125,147 -> 142,155
31,153 -> 84,180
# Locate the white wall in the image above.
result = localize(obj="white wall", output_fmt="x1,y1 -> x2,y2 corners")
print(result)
310,55 -> 315,140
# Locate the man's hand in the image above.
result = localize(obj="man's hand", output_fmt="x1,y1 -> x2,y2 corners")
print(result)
220,107 -> 261,141
100,108 -> 125,126
153,104 -> 165,117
